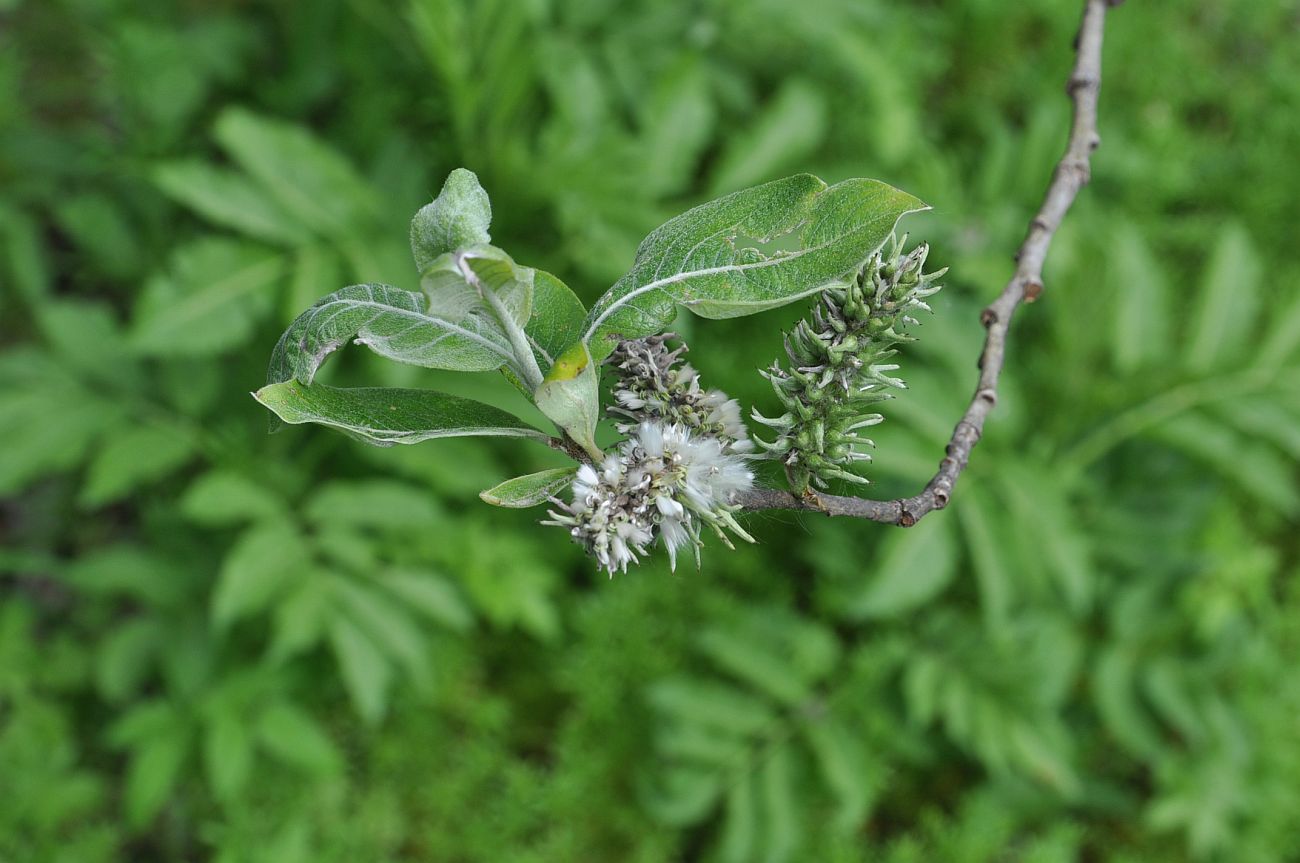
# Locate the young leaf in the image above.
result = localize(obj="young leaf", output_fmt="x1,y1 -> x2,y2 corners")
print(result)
1152,411 -> 1300,514
266,283 -> 514,385
582,174 -> 927,359
533,342 -> 602,458
95,619 -> 162,703
637,766 -> 724,827
269,583 -> 333,662
0,204 -> 49,303
254,381 -> 549,447
331,577 -> 431,680
1256,293 -> 1300,369
1093,646 -> 1165,759
420,245 -> 533,331
480,467 -> 577,508
525,270 -> 587,367
37,299 -> 140,387
955,486 -> 1014,631
696,625 -> 814,707
996,464 -> 1094,614
410,168 -> 492,270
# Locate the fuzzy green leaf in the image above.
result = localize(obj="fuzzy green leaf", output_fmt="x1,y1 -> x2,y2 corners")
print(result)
1094,647 -> 1166,759
582,174 -> 927,359
410,168 -> 492,270
267,283 -> 514,385
759,745 -> 799,863
534,342 -> 602,457
480,467 -> 577,508
254,381 -> 548,447
526,270 -> 587,367
420,245 -> 533,331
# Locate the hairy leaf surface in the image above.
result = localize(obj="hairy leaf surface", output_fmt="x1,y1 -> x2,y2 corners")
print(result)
420,245 -> 533,331
254,381 -> 548,447
525,270 -> 587,367
267,283 -> 513,386
582,174 -> 927,359
479,468 -> 577,508
534,342 -> 601,457
410,168 -> 492,270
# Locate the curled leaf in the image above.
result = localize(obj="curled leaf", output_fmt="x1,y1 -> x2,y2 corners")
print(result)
254,380 -> 548,447
410,168 -> 492,270
534,342 -> 602,459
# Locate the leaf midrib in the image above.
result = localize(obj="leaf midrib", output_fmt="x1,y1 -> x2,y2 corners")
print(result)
582,217 -> 882,342
304,292 -> 514,363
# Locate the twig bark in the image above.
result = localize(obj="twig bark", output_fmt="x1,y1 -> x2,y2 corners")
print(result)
736,0 -> 1119,526
548,433 -> 597,466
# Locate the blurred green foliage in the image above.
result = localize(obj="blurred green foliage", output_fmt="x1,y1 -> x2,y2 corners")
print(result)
2,0 -> 1299,860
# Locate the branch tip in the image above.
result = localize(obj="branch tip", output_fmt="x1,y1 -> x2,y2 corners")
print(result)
733,0 -> 1114,526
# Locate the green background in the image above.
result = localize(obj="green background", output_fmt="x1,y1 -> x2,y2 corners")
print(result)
2,0 -> 1298,860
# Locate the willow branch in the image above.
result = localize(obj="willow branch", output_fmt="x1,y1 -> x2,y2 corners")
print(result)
736,0 -> 1119,526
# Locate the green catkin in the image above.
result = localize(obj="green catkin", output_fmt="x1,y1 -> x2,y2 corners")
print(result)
753,234 -> 946,494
